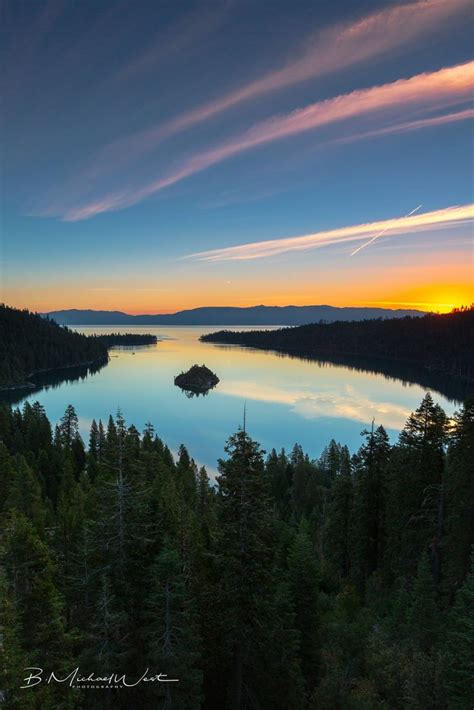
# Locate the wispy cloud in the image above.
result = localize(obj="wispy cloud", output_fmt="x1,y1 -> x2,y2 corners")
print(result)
324,107 -> 474,148
114,2 -> 231,83
88,0 -> 472,174
57,61 -> 474,220
185,204 -> 474,262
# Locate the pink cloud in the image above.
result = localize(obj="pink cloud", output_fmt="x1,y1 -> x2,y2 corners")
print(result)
60,61 -> 474,220
324,108 -> 474,148
86,0 -> 472,175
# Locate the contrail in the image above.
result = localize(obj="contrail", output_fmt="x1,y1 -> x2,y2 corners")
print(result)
350,204 -> 423,256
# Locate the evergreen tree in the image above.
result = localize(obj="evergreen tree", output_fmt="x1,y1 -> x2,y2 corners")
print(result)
143,542 -> 202,709
2,511 -> 73,708
265,448 -> 292,516
261,571 -> 307,709
323,449 -> 353,578
4,455 -> 47,537
0,567 -> 36,710
0,394 -> 471,708
287,519 -> 321,695
176,444 -> 198,503
216,428 -> 275,708
54,460 -> 87,625
85,573 -> 129,673
57,404 -> 80,450
445,550 -> 474,709
385,394 -> 448,582
444,398 -> 474,599
408,551 -> 439,652
88,419 -> 99,459
351,425 -> 391,594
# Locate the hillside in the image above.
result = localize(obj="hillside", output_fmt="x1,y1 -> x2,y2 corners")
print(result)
201,308 -> 474,383
0,305 -> 157,387
45,304 -> 425,326
0,305 -> 108,387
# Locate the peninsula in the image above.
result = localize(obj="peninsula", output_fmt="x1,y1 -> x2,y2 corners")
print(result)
0,304 -> 157,388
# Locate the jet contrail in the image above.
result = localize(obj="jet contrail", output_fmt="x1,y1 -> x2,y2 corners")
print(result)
350,204 -> 423,256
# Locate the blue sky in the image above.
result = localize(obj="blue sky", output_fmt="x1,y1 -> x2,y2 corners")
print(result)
1,0 -> 473,312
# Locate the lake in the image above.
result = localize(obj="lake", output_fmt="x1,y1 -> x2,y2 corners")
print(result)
4,325 -> 463,475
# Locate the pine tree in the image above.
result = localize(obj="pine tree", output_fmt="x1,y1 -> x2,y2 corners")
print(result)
444,398 -> 474,600
176,444 -> 198,503
143,542 -> 202,709
2,511 -> 73,708
385,394 -> 448,582
97,419 -> 106,461
54,459 -> 87,625
408,551 -> 439,652
85,573 -> 129,673
22,401 -> 52,453
0,443 -> 14,514
319,439 -> 343,483
324,449 -> 353,578
445,550 -> 474,709
261,572 -> 307,709
86,420 -> 100,481
351,425 -> 391,594
57,404 -> 80,450
216,428 -> 275,708
88,419 -> 99,459
4,455 -> 47,538
0,567 -> 36,710
265,447 -> 292,516
287,518 -> 321,695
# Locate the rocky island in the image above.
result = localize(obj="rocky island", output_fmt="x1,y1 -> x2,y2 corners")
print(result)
174,364 -> 219,395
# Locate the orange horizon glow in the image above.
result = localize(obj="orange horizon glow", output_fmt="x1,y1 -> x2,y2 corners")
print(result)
2,242 -> 472,317
3,284 -> 472,316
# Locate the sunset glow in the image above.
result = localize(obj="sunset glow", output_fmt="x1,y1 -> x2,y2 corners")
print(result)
1,0 -> 472,315
1,3 -> 473,704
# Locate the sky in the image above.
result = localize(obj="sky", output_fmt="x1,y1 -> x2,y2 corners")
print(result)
1,0 -> 473,314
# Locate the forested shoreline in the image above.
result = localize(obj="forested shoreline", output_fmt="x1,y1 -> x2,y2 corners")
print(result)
0,305 -> 157,388
0,394 -> 472,708
201,308 -> 474,383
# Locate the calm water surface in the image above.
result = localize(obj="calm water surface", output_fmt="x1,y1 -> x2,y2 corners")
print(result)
12,326 -> 459,475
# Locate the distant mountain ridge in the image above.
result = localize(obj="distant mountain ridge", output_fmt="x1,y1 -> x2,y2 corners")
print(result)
44,305 -> 426,326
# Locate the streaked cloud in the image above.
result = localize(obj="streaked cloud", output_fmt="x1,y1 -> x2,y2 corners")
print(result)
115,2 -> 231,83
88,0 -> 472,175
325,107 -> 474,148
58,61 -> 474,220
186,204 -> 474,262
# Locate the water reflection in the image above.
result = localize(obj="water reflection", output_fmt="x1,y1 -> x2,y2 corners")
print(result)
178,387 -> 216,399
211,345 -> 470,403
217,379 -> 411,430
0,358 -> 108,406
0,326 -> 464,472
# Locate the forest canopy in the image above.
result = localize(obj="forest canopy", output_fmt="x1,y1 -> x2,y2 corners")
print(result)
202,307 -> 474,383
0,304 -> 157,387
0,394 -> 473,708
